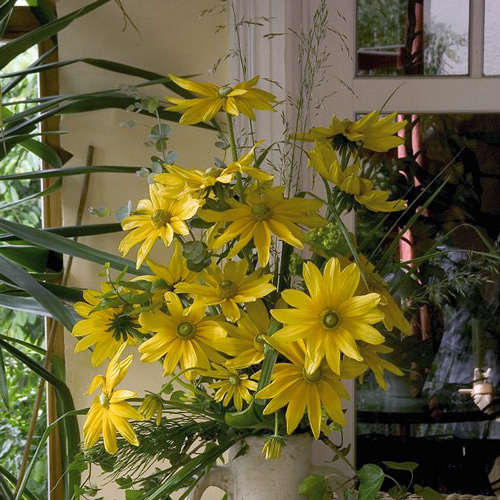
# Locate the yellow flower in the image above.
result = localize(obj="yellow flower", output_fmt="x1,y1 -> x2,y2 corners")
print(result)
257,341 -> 366,438
356,256 -> 410,334
297,111 -> 406,152
262,435 -> 287,460
206,363 -> 258,411
358,343 -> 403,391
119,183 -> 200,268
199,186 -> 325,266
138,292 -> 226,380
72,284 -> 138,367
166,74 -> 276,125
214,300 -> 271,369
307,142 -> 406,212
139,393 -> 164,425
135,240 -> 197,306
271,257 -> 385,375
175,259 -> 275,322
83,343 -> 144,454
154,144 -> 273,198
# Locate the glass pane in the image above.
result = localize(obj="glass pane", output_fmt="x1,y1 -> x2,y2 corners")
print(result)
484,0 -> 500,75
356,114 -> 500,494
357,0 -> 469,76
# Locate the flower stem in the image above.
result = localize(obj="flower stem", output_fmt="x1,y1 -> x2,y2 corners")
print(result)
226,113 -> 245,203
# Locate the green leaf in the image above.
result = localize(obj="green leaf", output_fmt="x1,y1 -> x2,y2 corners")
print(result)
0,0 -> 113,68
116,477 -> 134,489
0,245 -> 50,272
357,464 -> 385,500
0,0 -> 17,40
20,138 -> 63,167
0,177 -> 61,211
388,485 -> 408,500
0,164 -> 139,181
0,218 -> 148,275
413,485 -> 443,500
0,253 -> 76,329
125,490 -> 142,500
383,461 -> 419,472
0,346 -> 8,409
298,474 -> 331,500
0,294 -> 54,316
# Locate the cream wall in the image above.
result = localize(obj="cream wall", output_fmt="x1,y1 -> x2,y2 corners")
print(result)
57,0 -> 227,496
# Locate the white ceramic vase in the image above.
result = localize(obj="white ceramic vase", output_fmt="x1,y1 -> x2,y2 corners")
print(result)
189,434 -> 320,500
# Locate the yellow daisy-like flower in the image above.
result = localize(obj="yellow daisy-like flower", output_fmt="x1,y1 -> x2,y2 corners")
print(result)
119,183 -> 200,268
271,257 -> 385,375
154,144 -> 273,198
356,255 -> 410,334
199,186 -> 325,266
297,111 -> 406,152
72,284 -> 138,367
206,363 -> 258,411
175,259 -> 275,322
139,393 -> 164,425
138,292 -> 226,380
257,341 -> 366,438
166,74 -> 276,125
135,240 -> 197,306
83,343 -> 144,454
358,343 -> 403,391
214,300 -> 271,369
307,142 -> 407,212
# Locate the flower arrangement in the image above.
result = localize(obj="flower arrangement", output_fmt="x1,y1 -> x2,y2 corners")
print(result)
75,73 -> 412,498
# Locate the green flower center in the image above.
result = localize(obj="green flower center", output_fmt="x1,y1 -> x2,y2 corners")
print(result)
151,209 -> 172,228
218,85 -> 232,97
217,279 -> 236,299
176,321 -> 195,339
107,313 -> 140,342
303,367 -> 322,383
204,167 -> 223,179
99,392 -> 110,408
321,309 -> 339,329
228,374 -> 241,386
251,203 -> 271,221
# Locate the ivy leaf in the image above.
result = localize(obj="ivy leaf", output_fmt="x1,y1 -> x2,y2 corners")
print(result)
125,490 -> 143,500
388,485 -> 408,500
298,474 -> 331,500
357,464 -> 385,500
383,461 -> 419,472
413,485 -> 443,500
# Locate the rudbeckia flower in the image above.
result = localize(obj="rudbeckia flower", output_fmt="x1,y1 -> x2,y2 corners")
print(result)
355,255 -> 410,334
297,111 -> 406,153
214,300 -> 271,369
135,240 -> 197,306
307,142 -> 407,212
199,186 -> 325,266
166,74 -> 276,125
270,257 -> 385,375
358,343 -> 403,391
154,143 -> 273,198
83,343 -> 143,454
206,363 -> 258,410
257,341 -> 366,438
138,292 -> 226,380
73,284 -> 139,367
119,184 -> 200,268
175,259 -> 275,322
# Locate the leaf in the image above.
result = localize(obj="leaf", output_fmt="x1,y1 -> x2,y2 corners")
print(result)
0,177 -> 61,211
125,491 -> 142,500
0,218 -> 148,275
0,0 -> 113,69
0,165 -> 139,181
383,461 -> 419,472
0,245 -> 50,272
298,474 -> 331,500
413,485 -> 443,500
357,464 -> 385,500
388,485 -> 408,500
0,346 -> 8,409
116,477 -> 134,489
0,253 -> 76,329
0,294 -> 52,316
20,138 -> 63,167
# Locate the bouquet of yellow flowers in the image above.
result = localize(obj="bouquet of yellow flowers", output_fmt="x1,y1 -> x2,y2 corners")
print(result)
75,74 -> 411,498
